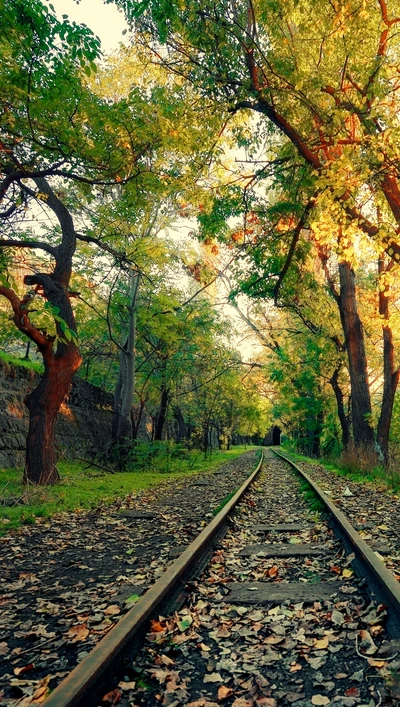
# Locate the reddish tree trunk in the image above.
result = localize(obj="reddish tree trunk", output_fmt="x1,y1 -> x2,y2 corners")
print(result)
24,348 -> 81,485
338,261 -> 374,447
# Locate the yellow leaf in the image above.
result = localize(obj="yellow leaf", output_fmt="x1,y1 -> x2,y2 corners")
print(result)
341,568 -> 353,578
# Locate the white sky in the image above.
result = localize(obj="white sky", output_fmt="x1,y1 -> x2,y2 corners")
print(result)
48,0 -> 128,54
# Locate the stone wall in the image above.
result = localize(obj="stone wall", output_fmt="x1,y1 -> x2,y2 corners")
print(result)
0,360 -> 114,468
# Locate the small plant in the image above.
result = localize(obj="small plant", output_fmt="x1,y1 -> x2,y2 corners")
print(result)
212,489 -> 237,515
298,478 -> 324,513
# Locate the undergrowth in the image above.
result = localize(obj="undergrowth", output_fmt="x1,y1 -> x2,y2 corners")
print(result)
0,349 -> 43,373
0,445 -> 256,535
281,442 -> 400,492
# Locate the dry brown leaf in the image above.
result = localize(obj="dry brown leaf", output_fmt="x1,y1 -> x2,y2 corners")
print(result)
160,654 -> 175,666
104,605 -> 121,616
344,687 -> 359,697
314,636 -> 330,650
265,635 -> 284,645
31,682 -> 51,704
150,620 -> 164,633
367,658 -> 387,668
102,688 -> 122,705
267,566 -> 279,578
217,685 -> 233,700
118,680 -> 136,691
0,642 -> 9,656
13,663 -> 35,675
289,663 -> 302,672
66,624 -> 89,642
359,629 -> 378,655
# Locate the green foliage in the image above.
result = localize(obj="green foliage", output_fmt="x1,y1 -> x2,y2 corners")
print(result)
0,349 -> 43,373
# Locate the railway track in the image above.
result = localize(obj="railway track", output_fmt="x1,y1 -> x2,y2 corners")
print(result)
43,449 -> 400,707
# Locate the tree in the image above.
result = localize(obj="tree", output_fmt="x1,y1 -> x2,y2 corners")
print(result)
121,0 -> 400,263
0,1 -> 162,483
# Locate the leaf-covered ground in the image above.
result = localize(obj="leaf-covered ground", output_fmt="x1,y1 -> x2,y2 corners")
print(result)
0,450 -> 259,706
105,450 -> 398,707
284,455 -> 400,586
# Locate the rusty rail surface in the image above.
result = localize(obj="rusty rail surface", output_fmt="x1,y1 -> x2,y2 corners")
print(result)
43,450 -> 264,707
273,449 -> 400,637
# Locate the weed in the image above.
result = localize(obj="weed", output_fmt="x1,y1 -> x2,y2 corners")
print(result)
212,489 -> 237,516
298,478 -> 324,513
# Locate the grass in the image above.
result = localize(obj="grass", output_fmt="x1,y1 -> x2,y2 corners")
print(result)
0,349 -> 43,373
212,489 -> 238,516
298,477 -> 324,514
0,446 -> 257,535
280,444 -> 400,493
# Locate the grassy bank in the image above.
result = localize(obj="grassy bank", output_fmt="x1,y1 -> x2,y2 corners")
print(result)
0,446 -> 257,535
0,349 -> 43,373
279,445 -> 400,493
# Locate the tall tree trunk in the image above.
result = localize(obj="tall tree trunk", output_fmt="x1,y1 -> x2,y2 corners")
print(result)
329,367 -> 350,448
112,345 -> 126,439
173,406 -> 186,442
24,346 -> 81,484
132,398 -> 146,440
377,257 -> 400,463
112,271 -> 141,442
154,385 -> 169,441
338,261 -> 374,447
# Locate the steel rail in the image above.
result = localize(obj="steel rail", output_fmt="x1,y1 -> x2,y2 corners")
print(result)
273,449 -> 400,637
43,450 -> 264,707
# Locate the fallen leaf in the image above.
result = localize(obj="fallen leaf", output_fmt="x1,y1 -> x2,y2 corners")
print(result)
331,610 -> 345,625
204,672 -> 223,683
285,693 -> 305,703
197,642 -> 211,651
104,605 -> 121,616
217,685 -> 233,700
66,624 -> 89,642
118,681 -> 136,690
150,620 -> 164,632
267,566 -> 279,578
308,656 -> 327,669
13,663 -> 35,676
359,629 -> 378,655
314,636 -> 330,650
341,568 -> 353,578
0,642 -> 9,656
311,696 -> 330,705
178,616 -> 193,631
344,687 -> 359,697
289,663 -> 302,672
160,654 -> 175,666
330,565 -> 341,575
367,658 -> 386,668
102,688 -> 122,705
32,676 -> 51,703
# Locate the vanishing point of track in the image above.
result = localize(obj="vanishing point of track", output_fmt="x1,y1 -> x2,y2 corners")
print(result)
43,449 -> 400,706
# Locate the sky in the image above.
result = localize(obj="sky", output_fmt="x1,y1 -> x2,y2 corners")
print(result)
49,0 -> 128,54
